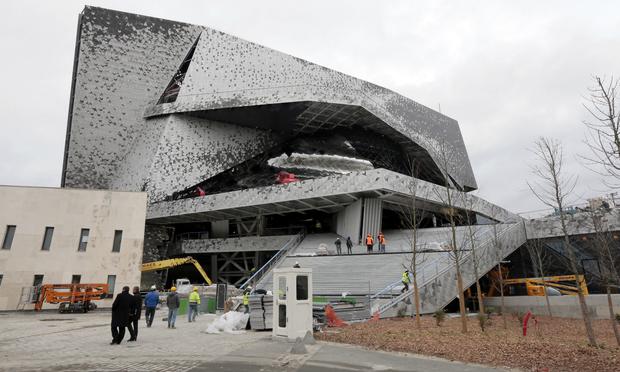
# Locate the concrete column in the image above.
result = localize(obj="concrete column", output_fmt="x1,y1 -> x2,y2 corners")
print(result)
336,199 -> 363,242
361,198 -> 382,242
211,254 -> 218,282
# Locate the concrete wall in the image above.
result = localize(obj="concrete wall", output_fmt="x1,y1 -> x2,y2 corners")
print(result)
336,199 -> 362,243
484,294 -> 620,319
181,235 -> 293,253
0,186 -> 147,311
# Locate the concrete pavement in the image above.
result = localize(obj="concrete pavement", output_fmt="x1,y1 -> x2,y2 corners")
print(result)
0,311 -> 509,371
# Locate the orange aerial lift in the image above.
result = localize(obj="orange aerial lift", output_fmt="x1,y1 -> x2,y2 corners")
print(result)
488,269 -> 588,297
34,283 -> 108,313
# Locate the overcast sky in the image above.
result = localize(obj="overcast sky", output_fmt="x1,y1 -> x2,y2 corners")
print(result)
1,0 -> 618,215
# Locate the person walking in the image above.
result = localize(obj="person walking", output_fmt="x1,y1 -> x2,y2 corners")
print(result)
365,233 -> 374,253
188,287 -> 200,322
127,286 -> 142,341
166,287 -> 180,329
144,285 -> 159,327
334,238 -> 342,255
110,286 -> 133,345
378,232 -> 386,253
346,237 -> 353,254
401,270 -> 411,293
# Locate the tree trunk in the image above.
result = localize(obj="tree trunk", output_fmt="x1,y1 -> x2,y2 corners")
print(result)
412,274 -> 421,328
607,286 -> 620,346
455,267 -> 468,333
475,280 -> 484,314
498,264 -> 507,329
541,277 -> 553,317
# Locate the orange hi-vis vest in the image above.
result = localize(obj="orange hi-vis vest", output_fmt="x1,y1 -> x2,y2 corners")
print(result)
366,235 -> 374,245
379,234 -> 385,244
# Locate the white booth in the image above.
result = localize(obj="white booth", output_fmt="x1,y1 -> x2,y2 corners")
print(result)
272,267 -> 313,339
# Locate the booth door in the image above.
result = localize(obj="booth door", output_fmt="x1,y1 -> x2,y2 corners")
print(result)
275,275 -> 288,336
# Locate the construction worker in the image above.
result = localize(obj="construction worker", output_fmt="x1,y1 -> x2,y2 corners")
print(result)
243,287 -> 251,313
188,287 -> 200,322
346,236 -> 353,254
365,233 -> 374,253
334,238 -> 342,255
127,286 -> 142,342
401,270 -> 411,293
166,287 -> 180,329
144,285 -> 159,328
378,232 -> 386,253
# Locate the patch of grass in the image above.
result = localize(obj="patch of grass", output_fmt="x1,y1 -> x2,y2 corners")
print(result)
433,309 -> 446,326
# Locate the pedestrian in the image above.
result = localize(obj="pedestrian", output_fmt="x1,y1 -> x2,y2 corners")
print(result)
401,270 -> 411,293
346,236 -> 353,254
110,286 -> 133,345
144,285 -> 159,327
166,286 -> 180,329
188,287 -> 200,322
334,238 -> 342,255
365,233 -> 374,253
378,232 -> 386,253
127,286 -> 142,341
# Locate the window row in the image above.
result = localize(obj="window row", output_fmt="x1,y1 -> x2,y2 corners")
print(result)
1,225 -> 124,252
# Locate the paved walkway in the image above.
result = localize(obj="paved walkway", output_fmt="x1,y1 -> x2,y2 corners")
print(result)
0,311 -> 508,371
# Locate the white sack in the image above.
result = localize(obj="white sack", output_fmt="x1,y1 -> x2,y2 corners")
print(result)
205,311 -> 249,334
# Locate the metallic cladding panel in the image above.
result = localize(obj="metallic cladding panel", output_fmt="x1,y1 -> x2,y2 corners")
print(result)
362,198 -> 383,241
63,7 -> 478,196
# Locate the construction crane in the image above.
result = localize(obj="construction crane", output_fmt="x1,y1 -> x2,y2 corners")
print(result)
35,283 -> 108,312
488,274 -> 588,297
141,256 -> 213,286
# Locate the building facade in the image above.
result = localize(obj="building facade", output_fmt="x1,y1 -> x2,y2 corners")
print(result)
0,186 -> 146,310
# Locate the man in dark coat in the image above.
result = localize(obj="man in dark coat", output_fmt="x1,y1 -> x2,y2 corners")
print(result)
110,286 -> 133,345
127,286 -> 142,341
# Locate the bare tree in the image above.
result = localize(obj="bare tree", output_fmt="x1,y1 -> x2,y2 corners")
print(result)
399,157 -> 428,328
464,195 -> 484,314
587,208 -> 620,346
525,236 -> 554,317
489,205 -> 508,329
581,76 -> 620,188
528,137 -> 598,346
434,141 -> 468,333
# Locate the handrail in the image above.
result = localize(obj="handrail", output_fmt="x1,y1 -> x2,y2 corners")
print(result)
376,223 -> 520,315
239,230 -> 305,289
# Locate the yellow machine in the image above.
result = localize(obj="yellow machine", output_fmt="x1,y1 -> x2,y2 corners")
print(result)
141,256 -> 213,286
489,274 -> 588,297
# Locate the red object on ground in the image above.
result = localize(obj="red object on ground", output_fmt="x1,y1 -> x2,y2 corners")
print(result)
523,310 -> 532,336
276,171 -> 299,184
369,311 -> 380,322
325,304 -> 348,327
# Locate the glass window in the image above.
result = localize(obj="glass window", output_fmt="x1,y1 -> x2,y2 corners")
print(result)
33,274 -> 44,287
106,275 -> 116,298
296,275 -> 308,300
112,230 -> 122,252
41,227 -> 54,251
0,274 -> 3,287
78,228 -> 90,251
278,304 -> 287,328
71,275 -> 81,284
2,225 -> 16,250
278,277 -> 286,300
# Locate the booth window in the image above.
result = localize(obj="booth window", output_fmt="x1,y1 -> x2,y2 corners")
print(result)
296,275 -> 308,300
278,304 -> 287,328
278,277 -> 286,300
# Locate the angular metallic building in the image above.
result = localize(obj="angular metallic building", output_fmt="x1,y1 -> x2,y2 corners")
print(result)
62,7 -> 528,315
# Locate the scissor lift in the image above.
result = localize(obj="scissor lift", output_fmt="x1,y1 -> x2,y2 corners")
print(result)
34,283 -> 108,313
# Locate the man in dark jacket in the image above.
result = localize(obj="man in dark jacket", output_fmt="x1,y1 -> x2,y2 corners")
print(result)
346,237 -> 353,254
127,286 -> 142,341
110,286 -> 133,345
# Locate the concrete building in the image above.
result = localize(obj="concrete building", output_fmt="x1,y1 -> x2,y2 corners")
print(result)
0,186 -> 147,310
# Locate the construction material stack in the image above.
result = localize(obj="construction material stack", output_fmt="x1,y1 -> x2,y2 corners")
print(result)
249,294 -> 273,330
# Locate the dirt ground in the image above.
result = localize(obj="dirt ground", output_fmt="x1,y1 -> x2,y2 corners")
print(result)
316,314 -> 620,372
